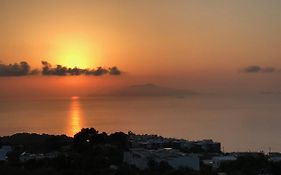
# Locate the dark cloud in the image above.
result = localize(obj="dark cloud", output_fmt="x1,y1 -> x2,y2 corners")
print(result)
261,67 -> 275,73
29,69 -> 40,75
85,67 -> 108,76
242,65 -> 277,73
109,66 -> 121,75
0,61 -> 31,76
42,61 -> 69,76
0,61 -> 122,76
243,65 -> 261,73
41,61 -> 121,76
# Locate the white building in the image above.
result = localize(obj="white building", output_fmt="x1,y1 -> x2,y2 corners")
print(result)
0,145 -> 12,161
20,152 -> 60,162
20,152 -> 44,162
124,148 -> 149,170
268,153 -> 281,162
212,156 -> 237,169
124,148 -> 200,171
269,156 -> 281,162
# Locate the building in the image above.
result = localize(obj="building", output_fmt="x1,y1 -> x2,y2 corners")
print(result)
268,152 -> 281,162
192,140 -> 221,153
20,152 -> 60,162
128,133 -> 220,153
0,145 -> 12,161
212,156 -> 237,169
124,148 -> 200,171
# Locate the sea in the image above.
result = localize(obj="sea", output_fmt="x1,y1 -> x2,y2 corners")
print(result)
0,95 -> 280,152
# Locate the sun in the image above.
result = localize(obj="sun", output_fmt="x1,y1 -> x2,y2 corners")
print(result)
50,36 -> 100,68
57,41 -> 92,68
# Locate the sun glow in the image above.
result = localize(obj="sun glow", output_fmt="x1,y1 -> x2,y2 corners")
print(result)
67,96 -> 84,136
50,36 -> 100,68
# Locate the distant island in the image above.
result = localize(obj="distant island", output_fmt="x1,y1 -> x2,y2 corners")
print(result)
0,128 -> 280,175
91,83 -> 201,98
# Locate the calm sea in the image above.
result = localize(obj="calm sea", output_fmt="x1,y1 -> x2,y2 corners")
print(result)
0,95 -> 280,152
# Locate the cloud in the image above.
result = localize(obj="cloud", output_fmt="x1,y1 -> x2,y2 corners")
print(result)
41,61 -> 121,76
29,69 -> 40,75
84,67 -> 108,76
0,61 -> 32,76
42,61 -> 70,76
261,67 -> 275,73
243,65 -> 261,73
0,61 -> 122,76
242,65 -> 277,73
109,67 -> 121,75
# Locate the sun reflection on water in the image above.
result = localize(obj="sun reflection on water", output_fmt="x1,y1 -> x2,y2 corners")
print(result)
67,96 -> 83,136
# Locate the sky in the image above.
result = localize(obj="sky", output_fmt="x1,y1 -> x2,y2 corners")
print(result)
0,0 -> 280,97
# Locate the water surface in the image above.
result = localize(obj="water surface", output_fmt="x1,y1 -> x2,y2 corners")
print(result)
0,95 -> 280,152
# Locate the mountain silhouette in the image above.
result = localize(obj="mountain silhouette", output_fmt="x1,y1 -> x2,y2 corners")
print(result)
94,83 -> 199,97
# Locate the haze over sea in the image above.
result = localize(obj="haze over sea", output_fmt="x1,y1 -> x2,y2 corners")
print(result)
0,95 -> 280,152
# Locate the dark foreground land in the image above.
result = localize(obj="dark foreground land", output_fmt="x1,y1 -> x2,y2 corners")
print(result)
0,128 -> 280,175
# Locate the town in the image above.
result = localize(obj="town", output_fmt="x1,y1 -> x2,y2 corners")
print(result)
0,128 -> 280,175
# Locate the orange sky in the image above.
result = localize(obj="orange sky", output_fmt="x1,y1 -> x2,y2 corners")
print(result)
0,0 -> 280,96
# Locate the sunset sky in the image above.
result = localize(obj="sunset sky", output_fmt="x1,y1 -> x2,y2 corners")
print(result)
0,0 -> 280,97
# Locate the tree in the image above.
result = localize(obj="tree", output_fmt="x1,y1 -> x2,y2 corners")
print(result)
73,128 -> 99,151
0,138 -> 3,148
109,132 -> 128,150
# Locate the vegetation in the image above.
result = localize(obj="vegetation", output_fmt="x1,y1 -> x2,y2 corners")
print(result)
219,156 -> 281,175
0,128 -> 280,175
1,133 -> 71,153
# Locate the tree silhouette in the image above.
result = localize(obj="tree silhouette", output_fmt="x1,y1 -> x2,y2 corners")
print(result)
73,128 -> 99,151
